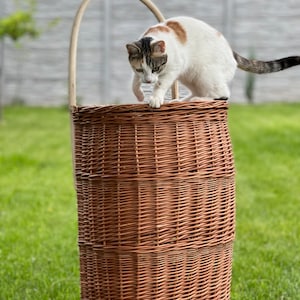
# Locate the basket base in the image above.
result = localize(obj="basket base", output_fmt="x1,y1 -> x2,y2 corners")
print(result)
79,242 -> 233,300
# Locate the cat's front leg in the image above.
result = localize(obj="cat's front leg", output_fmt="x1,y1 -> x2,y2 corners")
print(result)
132,74 -> 144,102
149,74 -> 177,108
149,89 -> 165,109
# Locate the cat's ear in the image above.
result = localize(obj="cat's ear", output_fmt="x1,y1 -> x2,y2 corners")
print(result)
152,40 -> 166,55
126,43 -> 141,56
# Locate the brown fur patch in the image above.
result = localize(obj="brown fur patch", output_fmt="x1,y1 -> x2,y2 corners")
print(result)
130,59 -> 142,70
144,25 -> 170,36
166,21 -> 187,43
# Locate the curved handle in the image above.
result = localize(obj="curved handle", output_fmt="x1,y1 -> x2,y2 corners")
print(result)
68,0 -> 90,107
140,0 -> 165,22
68,0 -> 178,107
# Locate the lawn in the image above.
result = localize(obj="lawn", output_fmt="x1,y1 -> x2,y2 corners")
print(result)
229,103 -> 300,300
0,107 -> 79,299
0,104 -> 299,299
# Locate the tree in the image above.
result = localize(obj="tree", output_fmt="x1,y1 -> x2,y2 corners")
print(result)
0,0 -> 58,119
0,11 -> 39,41
0,0 -> 40,41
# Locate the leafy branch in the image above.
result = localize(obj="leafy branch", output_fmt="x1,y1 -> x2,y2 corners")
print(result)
0,0 -> 59,42
0,11 -> 39,41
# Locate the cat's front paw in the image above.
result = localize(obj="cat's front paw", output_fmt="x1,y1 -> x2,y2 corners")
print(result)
149,96 -> 164,108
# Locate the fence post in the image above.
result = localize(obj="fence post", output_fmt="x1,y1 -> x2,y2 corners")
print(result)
223,0 -> 235,43
103,0 -> 111,103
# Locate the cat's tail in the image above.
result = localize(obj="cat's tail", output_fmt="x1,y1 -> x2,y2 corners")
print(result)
233,51 -> 300,74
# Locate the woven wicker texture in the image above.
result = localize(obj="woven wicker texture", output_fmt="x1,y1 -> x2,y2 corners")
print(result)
72,100 -> 235,300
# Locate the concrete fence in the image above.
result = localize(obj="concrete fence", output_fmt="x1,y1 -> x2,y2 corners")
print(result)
1,0 -> 300,106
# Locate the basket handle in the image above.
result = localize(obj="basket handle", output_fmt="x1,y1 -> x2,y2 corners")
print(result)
68,0 -> 179,107
68,0 -> 90,107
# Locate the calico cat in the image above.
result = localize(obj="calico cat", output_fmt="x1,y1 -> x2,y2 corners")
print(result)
126,16 -> 300,108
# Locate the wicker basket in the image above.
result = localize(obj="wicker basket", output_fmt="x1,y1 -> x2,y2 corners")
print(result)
69,1 -> 235,299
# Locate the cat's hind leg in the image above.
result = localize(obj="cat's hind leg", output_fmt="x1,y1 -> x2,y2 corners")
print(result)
201,77 -> 231,101
214,96 -> 229,100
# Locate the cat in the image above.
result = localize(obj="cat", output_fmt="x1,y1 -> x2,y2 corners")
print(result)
126,16 -> 300,108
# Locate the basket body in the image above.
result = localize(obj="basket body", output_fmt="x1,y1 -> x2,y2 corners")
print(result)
72,101 -> 235,300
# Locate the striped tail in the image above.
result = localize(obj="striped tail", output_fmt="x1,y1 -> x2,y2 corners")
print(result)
233,51 -> 300,74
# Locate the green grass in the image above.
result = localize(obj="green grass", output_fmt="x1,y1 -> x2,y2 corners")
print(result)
1,104 -> 300,299
229,103 -> 300,300
0,107 -> 79,299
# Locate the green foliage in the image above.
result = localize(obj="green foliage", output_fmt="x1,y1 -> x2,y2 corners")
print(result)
0,104 -> 300,299
0,0 -> 59,42
0,11 -> 39,41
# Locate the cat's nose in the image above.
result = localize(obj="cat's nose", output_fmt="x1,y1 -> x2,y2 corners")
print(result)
145,80 -> 152,83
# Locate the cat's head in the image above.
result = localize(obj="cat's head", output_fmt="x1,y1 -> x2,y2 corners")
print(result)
126,37 -> 168,84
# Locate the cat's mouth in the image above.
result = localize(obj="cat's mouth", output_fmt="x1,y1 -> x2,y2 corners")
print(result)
142,77 -> 157,84
143,79 -> 155,84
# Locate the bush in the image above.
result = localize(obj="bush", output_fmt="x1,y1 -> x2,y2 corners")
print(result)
0,11 -> 39,41
0,0 -> 40,42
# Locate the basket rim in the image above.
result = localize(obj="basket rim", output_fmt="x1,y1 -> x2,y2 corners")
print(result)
71,99 -> 228,114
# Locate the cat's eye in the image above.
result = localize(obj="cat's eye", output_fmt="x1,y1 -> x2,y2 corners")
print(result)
152,67 -> 159,73
135,68 -> 143,73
